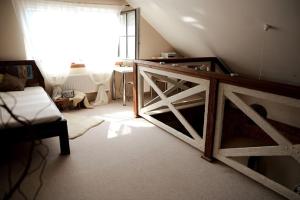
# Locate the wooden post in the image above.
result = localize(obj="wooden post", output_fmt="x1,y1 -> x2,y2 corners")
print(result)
202,78 -> 219,161
210,61 -> 216,72
133,63 -> 139,118
59,120 -> 70,155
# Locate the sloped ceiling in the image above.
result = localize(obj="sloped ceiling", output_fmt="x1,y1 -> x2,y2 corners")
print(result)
127,0 -> 300,85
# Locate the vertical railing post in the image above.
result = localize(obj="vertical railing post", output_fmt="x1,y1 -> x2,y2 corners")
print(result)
202,78 -> 219,161
210,61 -> 216,72
133,63 -> 139,118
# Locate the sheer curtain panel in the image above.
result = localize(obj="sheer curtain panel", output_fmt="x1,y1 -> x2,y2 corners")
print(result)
12,0 -> 121,105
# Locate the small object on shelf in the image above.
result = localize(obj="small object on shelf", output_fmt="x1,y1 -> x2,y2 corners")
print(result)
62,89 -> 75,98
161,52 -> 177,58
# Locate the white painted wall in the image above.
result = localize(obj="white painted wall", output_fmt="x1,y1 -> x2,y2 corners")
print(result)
127,0 -> 300,86
0,0 -> 26,59
139,17 -> 175,59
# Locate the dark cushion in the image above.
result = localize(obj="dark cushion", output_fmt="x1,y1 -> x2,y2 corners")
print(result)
6,65 -> 27,84
0,73 -> 25,92
0,65 -> 28,84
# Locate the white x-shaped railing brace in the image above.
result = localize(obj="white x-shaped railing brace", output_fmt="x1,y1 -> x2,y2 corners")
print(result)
140,70 -> 207,142
221,90 -> 300,164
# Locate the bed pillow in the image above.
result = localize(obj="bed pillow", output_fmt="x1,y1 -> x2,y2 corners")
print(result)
0,73 -> 25,91
4,65 -> 28,84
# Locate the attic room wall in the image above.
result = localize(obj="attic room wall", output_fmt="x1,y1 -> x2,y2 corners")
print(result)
0,0 -> 26,60
139,16 -> 175,59
127,0 -> 300,86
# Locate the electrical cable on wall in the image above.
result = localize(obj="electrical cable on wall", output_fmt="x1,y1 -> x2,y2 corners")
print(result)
258,36 -> 265,80
258,24 -> 267,80
259,24 -> 272,80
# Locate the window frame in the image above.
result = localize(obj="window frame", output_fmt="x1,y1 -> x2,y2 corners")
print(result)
118,8 -> 139,60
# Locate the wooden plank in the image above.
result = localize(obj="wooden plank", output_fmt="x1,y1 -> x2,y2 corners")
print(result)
141,77 -> 206,113
219,145 -> 300,163
167,101 -> 203,142
203,78 -> 218,161
149,73 -> 190,90
135,60 -> 300,99
144,57 -> 219,63
142,85 -> 205,115
226,84 -> 300,109
225,91 -> 292,146
137,67 -> 144,112
146,101 -> 205,115
215,155 -> 300,200
144,80 -> 186,107
210,61 -> 216,72
214,58 -> 232,74
141,99 -> 165,114
145,57 -> 231,74
290,144 -> 300,163
213,83 -> 226,156
201,83 -> 210,147
141,113 -> 204,151
141,70 -> 203,142
133,63 -> 139,117
218,146 -> 289,157
140,66 -> 209,85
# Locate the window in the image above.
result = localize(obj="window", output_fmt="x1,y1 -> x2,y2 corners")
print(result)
119,9 -> 139,59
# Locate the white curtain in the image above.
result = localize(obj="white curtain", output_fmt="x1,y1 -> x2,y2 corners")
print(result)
85,60 -> 114,105
12,0 -> 121,105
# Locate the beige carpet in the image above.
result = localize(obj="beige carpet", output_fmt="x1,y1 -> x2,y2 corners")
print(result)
63,112 -> 104,139
0,101 -> 283,200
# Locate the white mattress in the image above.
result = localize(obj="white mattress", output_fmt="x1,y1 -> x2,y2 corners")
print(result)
0,86 -> 62,129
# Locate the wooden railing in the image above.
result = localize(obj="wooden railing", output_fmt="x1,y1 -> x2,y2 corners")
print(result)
133,57 -> 300,199
144,57 -> 233,74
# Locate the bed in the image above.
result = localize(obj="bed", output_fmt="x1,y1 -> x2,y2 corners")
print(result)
0,60 -> 70,155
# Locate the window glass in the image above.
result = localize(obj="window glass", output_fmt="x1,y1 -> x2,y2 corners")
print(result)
119,36 -> 126,59
127,36 -> 135,59
127,12 -> 135,36
120,14 -> 126,36
118,10 -> 136,59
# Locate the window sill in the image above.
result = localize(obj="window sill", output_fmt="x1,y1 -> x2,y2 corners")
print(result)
71,63 -> 85,68
70,67 -> 88,76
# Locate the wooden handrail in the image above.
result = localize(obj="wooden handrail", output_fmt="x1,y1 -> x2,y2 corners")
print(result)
214,57 -> 232,74
145,57 -> 218,63
134,59 -> 300,99
144,57 -> 232,74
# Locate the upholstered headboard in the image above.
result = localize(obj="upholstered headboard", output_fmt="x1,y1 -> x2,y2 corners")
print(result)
0,60 -> 45,88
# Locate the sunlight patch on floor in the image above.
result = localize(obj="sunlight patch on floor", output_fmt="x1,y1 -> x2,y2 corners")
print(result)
106,118 -> 154,139
107,122 -> 132,139
99,111 -> 135,122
